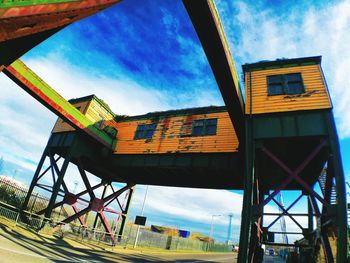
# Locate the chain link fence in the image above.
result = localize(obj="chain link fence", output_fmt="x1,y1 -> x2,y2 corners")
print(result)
0,177 -> 233,253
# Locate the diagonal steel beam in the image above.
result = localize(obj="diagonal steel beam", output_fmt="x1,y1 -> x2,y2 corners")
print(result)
309,195 -> 334,262
98,211 -> 115,243
3,60 -> 114,148
36,156 -> 61,183
36,182 -> 103,215
261,139 -> 326,207
271,198 -> 303,230
71,203 -> 87,227
61,206 -> 91,225
182,0 -> 244,142
103,184 -> 135,204
77,160 -> 95,200
267,194 -> 303,229
49,154 -> 57,185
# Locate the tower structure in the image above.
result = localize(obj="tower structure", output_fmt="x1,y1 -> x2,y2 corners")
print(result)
238,56 -> 348,262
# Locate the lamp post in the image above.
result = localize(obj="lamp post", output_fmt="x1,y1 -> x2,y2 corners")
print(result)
226,214 -> 233,245
209,214 -> 222,242
133,185 -> 149,248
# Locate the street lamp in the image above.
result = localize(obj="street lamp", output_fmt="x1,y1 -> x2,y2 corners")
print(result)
133,185 -> 149,248
209,214 -> 222,242
226,214 -> 233,245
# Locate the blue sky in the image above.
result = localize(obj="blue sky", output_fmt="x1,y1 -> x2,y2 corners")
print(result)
0,0 -> 350,244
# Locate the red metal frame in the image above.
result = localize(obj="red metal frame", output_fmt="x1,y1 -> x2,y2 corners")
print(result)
260,139 -> 327,208
22,149 -> 134,244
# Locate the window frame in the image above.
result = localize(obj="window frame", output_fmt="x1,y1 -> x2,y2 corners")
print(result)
191,118 -> 218,136
134,123 -> 157,140
267,73 -> 305,96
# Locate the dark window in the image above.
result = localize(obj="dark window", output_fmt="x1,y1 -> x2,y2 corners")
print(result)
192,119 -> 217,136
193,120 -> 204,136
134,123 -> 157,139
267,73 -> 304,95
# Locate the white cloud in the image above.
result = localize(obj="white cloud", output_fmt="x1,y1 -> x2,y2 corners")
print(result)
132,185 -> 242,225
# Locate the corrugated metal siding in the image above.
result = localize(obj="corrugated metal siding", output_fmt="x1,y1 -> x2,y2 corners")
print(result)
84,99 -> 114,128
114,111 -> 238,154
245,64 -> 332,114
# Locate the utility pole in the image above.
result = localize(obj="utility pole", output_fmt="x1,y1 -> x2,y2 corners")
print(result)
226,214 -> 233,245
209,214 -> 222,242
133,185 -> 148,248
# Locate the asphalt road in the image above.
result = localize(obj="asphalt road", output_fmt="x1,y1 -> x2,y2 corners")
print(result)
0,227 -> 236,263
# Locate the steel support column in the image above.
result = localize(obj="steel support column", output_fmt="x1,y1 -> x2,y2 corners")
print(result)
117,186 -> 134,242
237,118 -> 254,263
21,148 -> 48,212
325,112 -> 348,262
93,181 -> 108,229
44,150 -> 71,220
309,195 -> 334,262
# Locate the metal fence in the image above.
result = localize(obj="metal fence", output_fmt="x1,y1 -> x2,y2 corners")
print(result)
0,177 -> 52,215
0,177 -> 232,252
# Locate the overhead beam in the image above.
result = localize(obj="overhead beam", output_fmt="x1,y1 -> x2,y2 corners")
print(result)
3,59 -> 114,148
183,0 -> 245,142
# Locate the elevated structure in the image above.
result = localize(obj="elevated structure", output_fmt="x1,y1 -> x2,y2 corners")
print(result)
20,92 -> 242,241
0,0 -> 348,261
49,97 -> 242,189
239,56 -> 347,262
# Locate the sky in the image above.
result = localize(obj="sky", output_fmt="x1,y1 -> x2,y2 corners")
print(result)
0,0 -> 350,244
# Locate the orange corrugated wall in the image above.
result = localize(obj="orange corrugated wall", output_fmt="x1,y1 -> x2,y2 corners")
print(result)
114,111 -> 239,154
245,64 -> 332,115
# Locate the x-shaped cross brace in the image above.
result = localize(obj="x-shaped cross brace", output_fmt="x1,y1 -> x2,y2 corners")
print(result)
259,139 -> 327,211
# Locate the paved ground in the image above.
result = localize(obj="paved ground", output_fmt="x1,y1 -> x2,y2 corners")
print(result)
0,224 -> 236,263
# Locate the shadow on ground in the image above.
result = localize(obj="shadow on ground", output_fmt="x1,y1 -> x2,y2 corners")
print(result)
0,223 -> 226,262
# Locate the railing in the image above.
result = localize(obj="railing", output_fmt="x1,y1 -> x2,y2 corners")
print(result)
0,177 -> 233,252
0,200 -> 232,252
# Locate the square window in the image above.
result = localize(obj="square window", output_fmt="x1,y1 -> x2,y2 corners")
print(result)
267,73 -> 304,96
134,123 -> 156,139
192,119 -> 217,136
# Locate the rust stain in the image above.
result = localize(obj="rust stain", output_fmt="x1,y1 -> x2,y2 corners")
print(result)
114,111 -> 238,154
157,117 -> 170,152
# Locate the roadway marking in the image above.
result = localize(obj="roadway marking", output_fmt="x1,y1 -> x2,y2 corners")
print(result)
0,246 -> 101,262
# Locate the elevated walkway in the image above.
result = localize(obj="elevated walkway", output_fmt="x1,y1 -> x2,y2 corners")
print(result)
48,130 -> 243,189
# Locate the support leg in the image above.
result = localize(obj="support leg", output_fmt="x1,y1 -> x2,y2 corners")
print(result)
21,149 -> 47,211
93,182 -> 108,229
326,113 -> 348,262
238,119 -> 254,263
44,152 -> 71,220
118,187 -> 134,242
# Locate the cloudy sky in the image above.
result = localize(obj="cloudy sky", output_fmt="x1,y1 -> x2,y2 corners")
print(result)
1,0 -> 350,243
